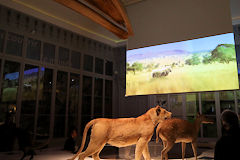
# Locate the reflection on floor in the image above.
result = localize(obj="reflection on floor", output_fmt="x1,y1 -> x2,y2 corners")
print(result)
0,141 -> 214,160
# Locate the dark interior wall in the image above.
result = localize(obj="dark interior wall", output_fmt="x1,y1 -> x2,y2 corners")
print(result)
113,47 -> 150,117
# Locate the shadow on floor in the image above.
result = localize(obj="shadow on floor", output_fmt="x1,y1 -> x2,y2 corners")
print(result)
98,142 -> 213,159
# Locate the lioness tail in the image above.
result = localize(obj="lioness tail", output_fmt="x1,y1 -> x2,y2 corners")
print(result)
78,119 -> 96,153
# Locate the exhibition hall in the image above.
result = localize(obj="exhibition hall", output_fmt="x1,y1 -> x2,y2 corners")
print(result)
0,0 -> 240,160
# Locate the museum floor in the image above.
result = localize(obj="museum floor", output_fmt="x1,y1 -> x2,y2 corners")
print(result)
0,141 -> 214,160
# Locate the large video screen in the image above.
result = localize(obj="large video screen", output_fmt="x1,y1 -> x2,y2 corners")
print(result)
126,33 -> 239,96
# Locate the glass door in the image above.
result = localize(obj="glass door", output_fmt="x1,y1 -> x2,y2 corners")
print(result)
68,73 -> 80,132
201,92 -> 217,138
169,94 -> 183,118
94,78 -> 103,118
186,93 -> 199,122
219,91 -> 235,112
54,71 -> 68,137
0,61 -> 20,125
81,76 -> 92,132
20,65 -> 39,132
37,68 -> 53,139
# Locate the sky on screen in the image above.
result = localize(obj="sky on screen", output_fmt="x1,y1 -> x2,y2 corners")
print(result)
127,33 -> 235,61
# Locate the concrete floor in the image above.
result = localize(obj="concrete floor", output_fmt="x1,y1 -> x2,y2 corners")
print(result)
0,141 -> 214,160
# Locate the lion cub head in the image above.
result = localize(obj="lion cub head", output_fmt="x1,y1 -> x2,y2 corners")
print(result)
148,102 -> 172,125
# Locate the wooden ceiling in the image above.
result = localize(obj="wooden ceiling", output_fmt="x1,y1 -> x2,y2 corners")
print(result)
54,0 -> 133,39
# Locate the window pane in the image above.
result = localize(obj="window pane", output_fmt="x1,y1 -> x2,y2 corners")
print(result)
54,71 -> 68,137
82,76 -> 92,115
83,55 -> 93,72
21,65 -> 39,105
105,60 -> 113,76
201,92 -> 216,115
58,47 -> 69,66
95,58 -> 103,74
169,94 -> 182,118
203,117 -> 217,138
43,43 -> 55,64
0,61 -> 20,123
186,93 -> 199,116
105,80 -> 112,118
0,30 -> 5,53
186,93 -> 200,124
6,32 -> 23,56
68,73 -> 80,130
155,94 -> 168,106
38,68 -> 52,114
82,76 -> 92,132
236,91 -> 240,114
37,68 -> 52,139
201,92 -> 217,138
20,65 -> 39,131
219,91 -> 235,113
26,38 -> 41,60
94,78 -> 103,117
71,51 -> 81,69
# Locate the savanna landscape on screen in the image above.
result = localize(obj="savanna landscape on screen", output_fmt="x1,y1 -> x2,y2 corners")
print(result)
126,33 -> 239,96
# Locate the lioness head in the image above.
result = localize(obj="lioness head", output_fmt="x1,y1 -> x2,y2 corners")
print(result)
156,105 -> 172,123
149,103 -> 172,124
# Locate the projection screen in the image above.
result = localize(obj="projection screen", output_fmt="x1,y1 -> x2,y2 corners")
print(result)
126,33 -> 239,96
125,0 -> 238,96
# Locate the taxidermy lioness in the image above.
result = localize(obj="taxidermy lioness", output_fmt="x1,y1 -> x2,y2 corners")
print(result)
68,104 -> 172,160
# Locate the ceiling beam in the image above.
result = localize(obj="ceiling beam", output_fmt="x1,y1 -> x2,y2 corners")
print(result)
54,0 -> 129,39
78,0 -> 127,32
111,0 -> 133,36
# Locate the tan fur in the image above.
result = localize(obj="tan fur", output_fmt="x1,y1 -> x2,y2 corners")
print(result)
68,105 -> 172,160
156,113 -> 213,160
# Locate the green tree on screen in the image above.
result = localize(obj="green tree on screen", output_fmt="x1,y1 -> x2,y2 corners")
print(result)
185,54 -> 201,65
132,62 -> 144,71
211,44 -> 236,63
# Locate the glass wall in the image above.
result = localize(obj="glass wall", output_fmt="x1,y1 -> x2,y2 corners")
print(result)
0,61 -> 20,123
58,47 -> 69,66
81,76 -> 92,132
186,93 -> 199,122
37,68 -> 53,139
54,71 -> 68,137
0,6 -> 114,140
95,58 -> 103,74
219,91 -> 235,112
71,51 -> 81,69
0,29 -> 5,53
201,92 -> 217,138
237,91 -> 240,114
94,78 -> 103,118
6,32 -> 23,57
155,94 -> 168,105
26,38 -> 41,61
20,64 -> 39,131
68,73 -> 80,131
83,55 -> 93,72
169,94 -> 183,118
105,80 -> 113,118
105,60 -> 113,76
43,43 -> 55,64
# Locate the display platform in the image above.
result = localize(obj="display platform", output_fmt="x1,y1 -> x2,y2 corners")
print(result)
0,141 -> 214,160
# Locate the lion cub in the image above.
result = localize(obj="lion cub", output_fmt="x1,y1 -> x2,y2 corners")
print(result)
68,104 -> 172,160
